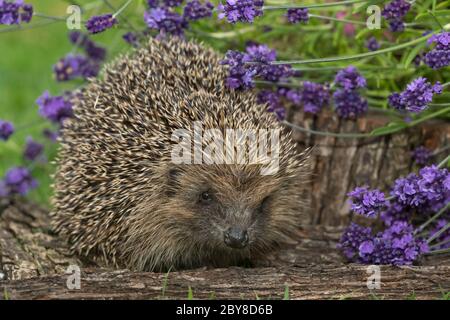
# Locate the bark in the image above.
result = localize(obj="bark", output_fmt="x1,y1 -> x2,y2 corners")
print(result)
289,110 -> 450,226
0,201 -> 448,300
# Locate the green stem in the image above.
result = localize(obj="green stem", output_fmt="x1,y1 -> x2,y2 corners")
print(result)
438,154 -> 450,168
112,0 -> 133,18
263,0 -> 374,10
272,33 -> 433,65
33,13 -> 67,21
309,14 -> 366,25
415,203 -> 450,235
425,248 -> 450,255
427,222 -> 450,244
282,120 -> 372,139
430,238 -> 450,249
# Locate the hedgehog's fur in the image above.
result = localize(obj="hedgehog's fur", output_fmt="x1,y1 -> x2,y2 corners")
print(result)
51,38 -> 310,271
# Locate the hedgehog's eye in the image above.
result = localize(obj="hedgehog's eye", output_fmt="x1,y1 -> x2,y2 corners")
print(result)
199,191 -> 213,204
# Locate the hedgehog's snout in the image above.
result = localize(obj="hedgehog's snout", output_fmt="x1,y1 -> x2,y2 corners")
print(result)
223,226 -> 249,249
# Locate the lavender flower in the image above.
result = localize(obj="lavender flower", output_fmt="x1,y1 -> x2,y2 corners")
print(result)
86,14 -> 117,34
36,91 -> 73,124
412,146 -> 431,166
382,0 -> 410,32
0,0 -> 33,25
366,37 -> 380,51
285,8 -> 309,24
286,82 -> 330,114
388,77 -> 442,113
391,165 -> 449,210
348,187 -> 387,218
429,219 -> 450,250
424,32 -> 450,70
257,90 -> 286,120
23,137 -> 44,161
53,54 -> 100,81
69,31 -> 106,61
339,221 -> 429,265
0,167 -> 38,197
217,0 -> 264,24
220,50 -> 256,89
144,7 -> 188,37
333,89 -> 368,119
123,32 -> 139,47
183,0 -> 214,21
334,66 -> 366,91
0,120 -> 14,141
43,128 -> 58,142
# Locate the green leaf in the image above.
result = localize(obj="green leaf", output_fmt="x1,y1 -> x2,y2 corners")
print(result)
283,285 -> 290,300
370,122 -> 407,136
187,286 -> 194,300
402,41 -> 428,68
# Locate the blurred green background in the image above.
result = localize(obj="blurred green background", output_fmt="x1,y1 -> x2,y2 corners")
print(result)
0,0 -> 448,207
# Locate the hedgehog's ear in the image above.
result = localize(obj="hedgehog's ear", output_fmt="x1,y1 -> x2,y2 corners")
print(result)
165,166 -> 182,197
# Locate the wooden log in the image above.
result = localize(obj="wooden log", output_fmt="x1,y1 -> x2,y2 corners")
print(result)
288,110 -> 450,226
0,201 -> 448,300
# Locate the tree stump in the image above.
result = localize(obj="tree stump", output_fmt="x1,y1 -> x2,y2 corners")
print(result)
289,110 -> 450,226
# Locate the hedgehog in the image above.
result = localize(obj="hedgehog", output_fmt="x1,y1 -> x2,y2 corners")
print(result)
51,38 -> 310,272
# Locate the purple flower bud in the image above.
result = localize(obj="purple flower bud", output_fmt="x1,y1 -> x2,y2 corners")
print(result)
217,0 -> 264,24
0,0 -> 33,25
348,186 -> 387,218
183,0 -> 214,21
1,167 -> 38,197
285,8 -> 309,24
0,120 -> 14,141
36,91 -> 73,124
23,137 -> 44,161
86,14 -> 117,34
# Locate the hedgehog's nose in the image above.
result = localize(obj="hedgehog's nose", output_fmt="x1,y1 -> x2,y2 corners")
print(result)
224,227 -> 249,249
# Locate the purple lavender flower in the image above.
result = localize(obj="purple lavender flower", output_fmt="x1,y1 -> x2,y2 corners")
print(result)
23,137 -> 44,161
411,146 -> 431,166
0,0 -> 33,25
424,32 -> 450,70
86,14 -> 117,34
36,91 -> 73,124
0,167 -> 38,196
334,66 -> 366,91
257,90 -> 286,120
164,0 -> 184,6
333,89 -> 368,119
53,54 -> 100,81
285,8 -> 309,24
217,0 -> 264,24
339,221 -> 429,265
123,32 -> 139,47
43,128 -> 58,142
348,186 -> 387,218
366,37 -> 380,51
259,64 -> 293,82
183,0 -> 214,21
147,0 -> 160,8
382,0 -> 410,32
286,82 -> 330,114
388,77 -> 442,113
0,120 -> 14,141
144,7 -> 188,37
220,50 -> 256,90
69,31 -> 106,61
337,222 -> 373,260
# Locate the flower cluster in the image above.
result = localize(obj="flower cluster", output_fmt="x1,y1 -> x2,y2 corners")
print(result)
217,0 -> 264,24
148,0 -> 184,7
366,37 -> 380,51
0,120 -> 14,141
144,7 -> 188,37
23,137 -> 44,161
69,31 -> 106,61
183,0 -> 214,21
285,8 -> 309,24
338,221 -> 429,265
391,165 -> 449,211
123,32 -> 139,47
86,14 -> 117,34
424,32 -> 450,70
0,0 -> 33,25
53,54 -> 100,82
285,82 -> 330,114
333,66 -> 368,119
388,77 -> 442,113
382,0 -> 411,32
412,146 -> 432,166
0,167 -> 38,197
36,91 -> 73,124
257,89 -> 285,120
221,43 -> 293,90
347,187 -> 387,218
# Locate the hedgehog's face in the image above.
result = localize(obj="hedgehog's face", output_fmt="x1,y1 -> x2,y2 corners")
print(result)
163,163 -> 304,256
